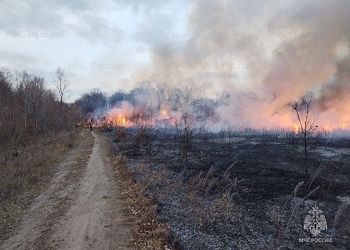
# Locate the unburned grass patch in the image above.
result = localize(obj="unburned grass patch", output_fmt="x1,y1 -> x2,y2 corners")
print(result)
111,154 -> 176,249
0,130 -> 80,241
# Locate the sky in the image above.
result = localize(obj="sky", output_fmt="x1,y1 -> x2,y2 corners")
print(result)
1,0 -> 350,129
0,0 -> 190,100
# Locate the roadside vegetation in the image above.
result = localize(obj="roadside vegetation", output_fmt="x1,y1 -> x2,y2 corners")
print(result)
0,68 -> 80,241
110,150 -> 175,249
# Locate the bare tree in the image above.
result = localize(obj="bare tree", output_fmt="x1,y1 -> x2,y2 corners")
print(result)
55,67 -> 68,108
291,94 -> 318,177
0,68 -> 79,144
177,87 -> 196,164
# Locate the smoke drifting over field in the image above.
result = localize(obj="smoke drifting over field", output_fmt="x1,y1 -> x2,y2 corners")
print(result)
130,0 -> 350,130
3,0 -> 350,130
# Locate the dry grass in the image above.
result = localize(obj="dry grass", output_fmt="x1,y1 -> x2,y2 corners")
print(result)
0,130 -> 79,241
111,155 -> 174,249
0,131 -> 76,200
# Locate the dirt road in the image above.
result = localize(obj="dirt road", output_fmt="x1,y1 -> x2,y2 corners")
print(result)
0,130 -> 131,250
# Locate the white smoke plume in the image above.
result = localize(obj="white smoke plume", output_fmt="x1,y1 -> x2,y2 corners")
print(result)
130,0 -> 350,130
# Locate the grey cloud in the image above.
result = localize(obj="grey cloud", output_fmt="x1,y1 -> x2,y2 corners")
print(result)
0,0 -> 123,44
0,50 -> 42,69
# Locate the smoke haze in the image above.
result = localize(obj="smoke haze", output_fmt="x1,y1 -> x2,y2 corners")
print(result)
130,0 -> 350,129
2,0 -> 350,130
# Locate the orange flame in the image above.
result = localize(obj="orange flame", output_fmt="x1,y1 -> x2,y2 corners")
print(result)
293,124 -> 299,133
161,109 -> 168,116
87,104 -> 350,133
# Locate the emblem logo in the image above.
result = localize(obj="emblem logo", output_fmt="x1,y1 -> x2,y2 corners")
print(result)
303,205 -> 327,237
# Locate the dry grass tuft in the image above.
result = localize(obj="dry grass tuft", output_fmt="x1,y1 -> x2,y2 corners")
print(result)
111,155 -> 174,249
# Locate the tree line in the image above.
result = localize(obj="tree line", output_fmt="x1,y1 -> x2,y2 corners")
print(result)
0,68 -> 79,145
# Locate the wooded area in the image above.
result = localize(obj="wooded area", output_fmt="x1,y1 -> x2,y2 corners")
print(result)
0,69 -> 79,145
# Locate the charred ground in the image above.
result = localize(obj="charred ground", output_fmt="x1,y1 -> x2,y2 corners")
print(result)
109,127 -> 350,249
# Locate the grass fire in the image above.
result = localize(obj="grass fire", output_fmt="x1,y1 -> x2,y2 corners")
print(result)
1,1 -> 350,250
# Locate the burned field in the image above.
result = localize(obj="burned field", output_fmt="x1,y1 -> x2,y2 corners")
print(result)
109,127 -> 350,249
